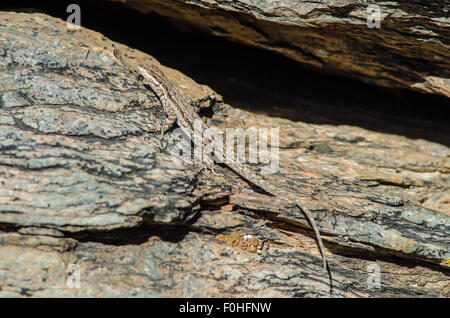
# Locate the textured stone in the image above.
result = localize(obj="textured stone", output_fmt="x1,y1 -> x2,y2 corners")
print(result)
0,12 -> 226,232
119,0 -> 450,97
0,11 -> 448,297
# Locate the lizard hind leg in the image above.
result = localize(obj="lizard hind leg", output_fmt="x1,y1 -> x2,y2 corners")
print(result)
158,112 -> 177,139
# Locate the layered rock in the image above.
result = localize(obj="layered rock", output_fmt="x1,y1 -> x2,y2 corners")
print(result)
0,12 -> 448,297
118,0 -> 450,97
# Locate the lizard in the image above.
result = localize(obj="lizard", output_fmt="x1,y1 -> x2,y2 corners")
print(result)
114,49 -> 332,289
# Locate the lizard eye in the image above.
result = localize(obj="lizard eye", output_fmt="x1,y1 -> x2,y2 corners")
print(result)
150,65 -> 164,77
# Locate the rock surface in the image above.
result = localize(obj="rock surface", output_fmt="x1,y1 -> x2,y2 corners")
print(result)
118,0 -> 450,98
0,11 -> 449,297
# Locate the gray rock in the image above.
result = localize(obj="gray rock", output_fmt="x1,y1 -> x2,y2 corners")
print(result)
0,11 -> 448,297
121,0 -> 450,97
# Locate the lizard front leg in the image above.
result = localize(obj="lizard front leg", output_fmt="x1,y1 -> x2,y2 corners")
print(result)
114,48 -> 176,138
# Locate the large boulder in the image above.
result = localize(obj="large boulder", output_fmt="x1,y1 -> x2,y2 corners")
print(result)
119,0 -> 450,97
0,11 -> 448,297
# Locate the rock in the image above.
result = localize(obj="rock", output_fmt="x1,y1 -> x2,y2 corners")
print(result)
119,0 -> 450,97
0,11 -> 448,297
0,12 -> 226,232
18,227 -> 64,237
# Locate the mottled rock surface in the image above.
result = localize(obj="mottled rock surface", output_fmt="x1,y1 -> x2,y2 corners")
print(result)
0,12 -> 449,297
118,0 -> 450,97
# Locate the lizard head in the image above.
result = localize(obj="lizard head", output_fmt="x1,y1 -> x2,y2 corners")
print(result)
138,65 -> 170,97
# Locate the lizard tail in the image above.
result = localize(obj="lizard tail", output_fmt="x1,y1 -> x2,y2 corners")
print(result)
295,201 -> 328,272
296,201 -> 333,293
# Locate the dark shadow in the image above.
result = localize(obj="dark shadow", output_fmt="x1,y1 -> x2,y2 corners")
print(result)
65,223 -> 191,246
2,0 -> 449,145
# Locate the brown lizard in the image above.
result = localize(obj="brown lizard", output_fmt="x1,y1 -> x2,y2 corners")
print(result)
114,49 -> 331,288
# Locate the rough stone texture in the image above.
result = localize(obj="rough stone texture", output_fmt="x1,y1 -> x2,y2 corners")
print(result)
0,12 -> 226,232
0,12 -> 449,297
118,0 -> 450,97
